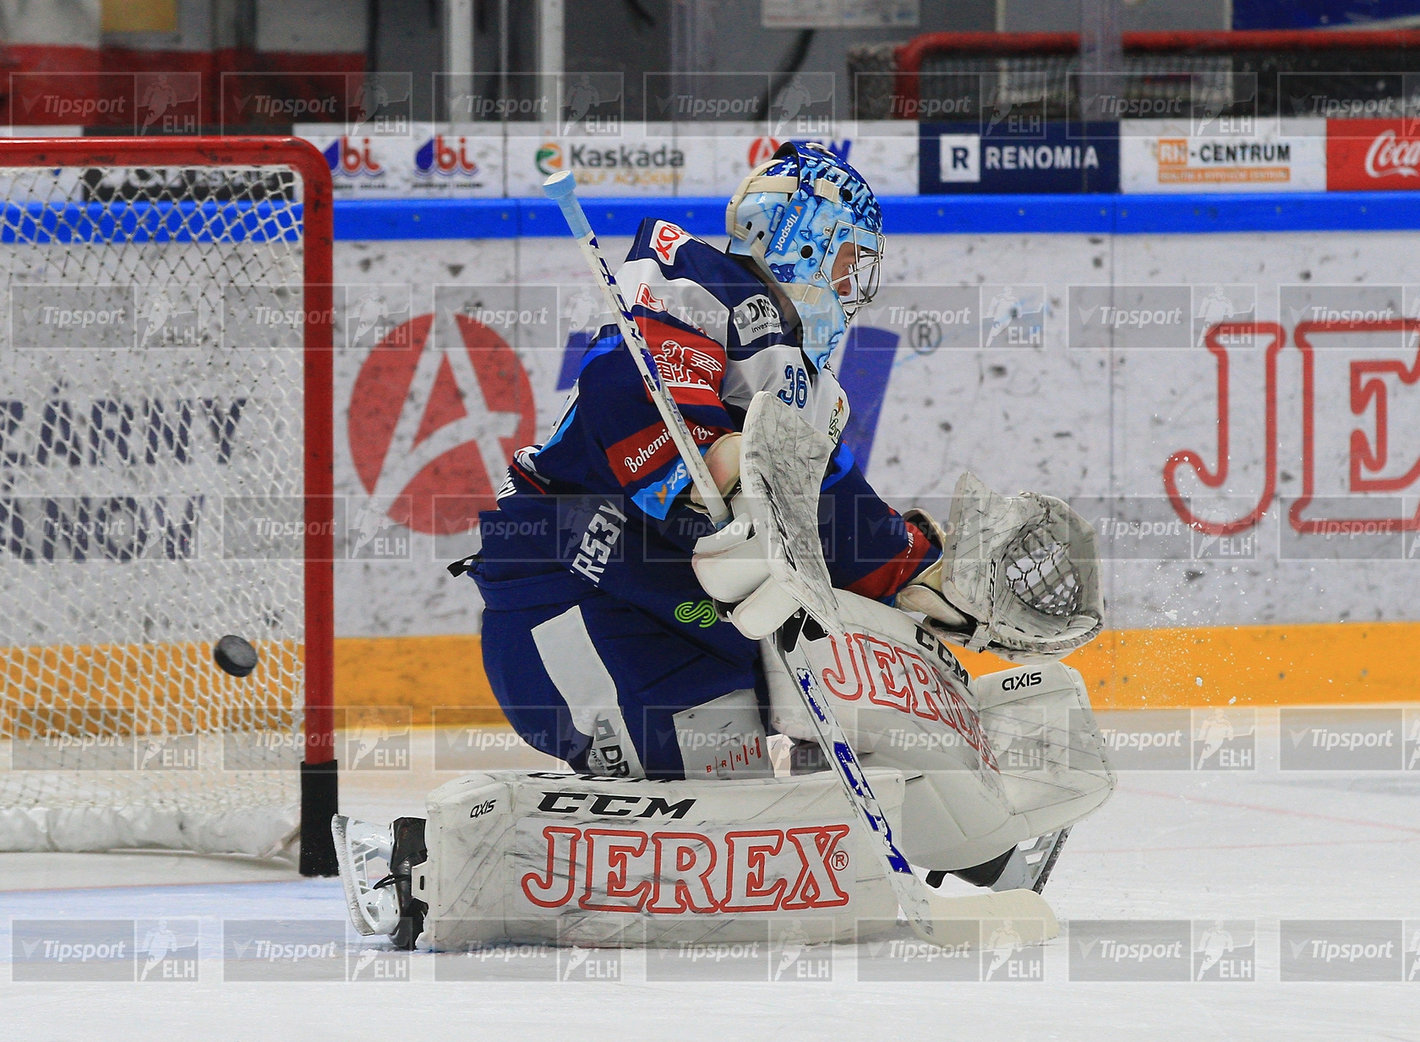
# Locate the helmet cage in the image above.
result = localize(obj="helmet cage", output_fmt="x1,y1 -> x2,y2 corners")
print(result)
820,218 -> 883,321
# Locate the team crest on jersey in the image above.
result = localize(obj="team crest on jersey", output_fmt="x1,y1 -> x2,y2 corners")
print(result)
635,282 -> 666,312
654,337 -> 725,401
649,220 -> 694,265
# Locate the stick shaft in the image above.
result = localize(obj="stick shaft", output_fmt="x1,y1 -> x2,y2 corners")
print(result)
543,172 -> 729,524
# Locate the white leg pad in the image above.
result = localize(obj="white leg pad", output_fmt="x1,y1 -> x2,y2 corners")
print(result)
974,662 -> 1115,839
761,591 -> 1112,870
412,768 -> 905,949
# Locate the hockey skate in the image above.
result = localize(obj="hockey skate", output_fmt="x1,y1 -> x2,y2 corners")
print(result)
927,829 -> 1071,895
332,814 -> 428,950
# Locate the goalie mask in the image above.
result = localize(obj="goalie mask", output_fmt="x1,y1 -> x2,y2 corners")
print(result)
726,141 -> 883,370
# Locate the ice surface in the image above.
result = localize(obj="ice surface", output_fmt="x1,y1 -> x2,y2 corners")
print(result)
3,714 -> 1419,1042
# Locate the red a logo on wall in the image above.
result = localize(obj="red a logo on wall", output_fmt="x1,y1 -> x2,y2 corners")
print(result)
348,313 -> 537,534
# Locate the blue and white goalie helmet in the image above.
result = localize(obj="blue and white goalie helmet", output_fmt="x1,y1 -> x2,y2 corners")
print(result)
726,141 -> 884,370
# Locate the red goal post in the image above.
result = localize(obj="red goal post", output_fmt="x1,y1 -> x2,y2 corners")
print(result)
0,136 -> 337,875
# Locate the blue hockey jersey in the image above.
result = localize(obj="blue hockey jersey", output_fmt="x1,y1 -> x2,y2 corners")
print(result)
476,217 -> 934,606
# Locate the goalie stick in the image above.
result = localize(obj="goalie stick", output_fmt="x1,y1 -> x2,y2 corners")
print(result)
542,170 -> 729,524
544,173 -> 1058,949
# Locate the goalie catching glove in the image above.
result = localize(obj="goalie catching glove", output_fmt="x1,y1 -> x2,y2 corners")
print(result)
689,433 -> 803,640
894,471 -> 1103,663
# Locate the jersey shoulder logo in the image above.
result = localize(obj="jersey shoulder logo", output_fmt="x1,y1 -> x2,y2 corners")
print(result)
649,220 -> 696,265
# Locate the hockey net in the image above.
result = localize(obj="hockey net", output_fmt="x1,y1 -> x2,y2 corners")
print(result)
0,137 -> 337,873
851,29 -> 1420,121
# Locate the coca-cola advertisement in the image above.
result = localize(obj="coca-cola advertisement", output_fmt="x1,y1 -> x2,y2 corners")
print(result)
1327,118 -> 1420,190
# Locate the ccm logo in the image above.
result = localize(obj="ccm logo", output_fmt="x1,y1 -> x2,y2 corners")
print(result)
537,790 -> 696,819
1001,671 -> 1043,692
469,799 -> 498,819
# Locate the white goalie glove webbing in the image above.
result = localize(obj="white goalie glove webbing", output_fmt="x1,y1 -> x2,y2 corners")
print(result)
898,472 -> 1104,664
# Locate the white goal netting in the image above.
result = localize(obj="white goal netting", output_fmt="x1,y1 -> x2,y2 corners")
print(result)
0,142 -> 328,859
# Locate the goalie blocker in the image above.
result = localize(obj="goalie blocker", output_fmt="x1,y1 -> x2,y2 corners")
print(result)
336,591 -> 1111,950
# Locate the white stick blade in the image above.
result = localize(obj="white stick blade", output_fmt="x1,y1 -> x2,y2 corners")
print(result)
917,887 -> 1060,949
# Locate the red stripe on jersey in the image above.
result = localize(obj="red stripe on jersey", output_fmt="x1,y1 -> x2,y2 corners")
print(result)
605,420 -> 724,486
846,519 -> 935,602
509,458 -> 548,493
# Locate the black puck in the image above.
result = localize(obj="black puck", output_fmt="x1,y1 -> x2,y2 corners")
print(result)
213,634 -> 258,678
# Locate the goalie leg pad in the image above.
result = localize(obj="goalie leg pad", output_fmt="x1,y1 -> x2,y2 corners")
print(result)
761,592 -> 1112,871
973,662 -> 1115,839
761,592 -> 1024,869
411,769 -> 905,950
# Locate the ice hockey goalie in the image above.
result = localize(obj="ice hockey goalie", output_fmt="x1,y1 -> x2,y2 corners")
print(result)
334,142 -> 1114,951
